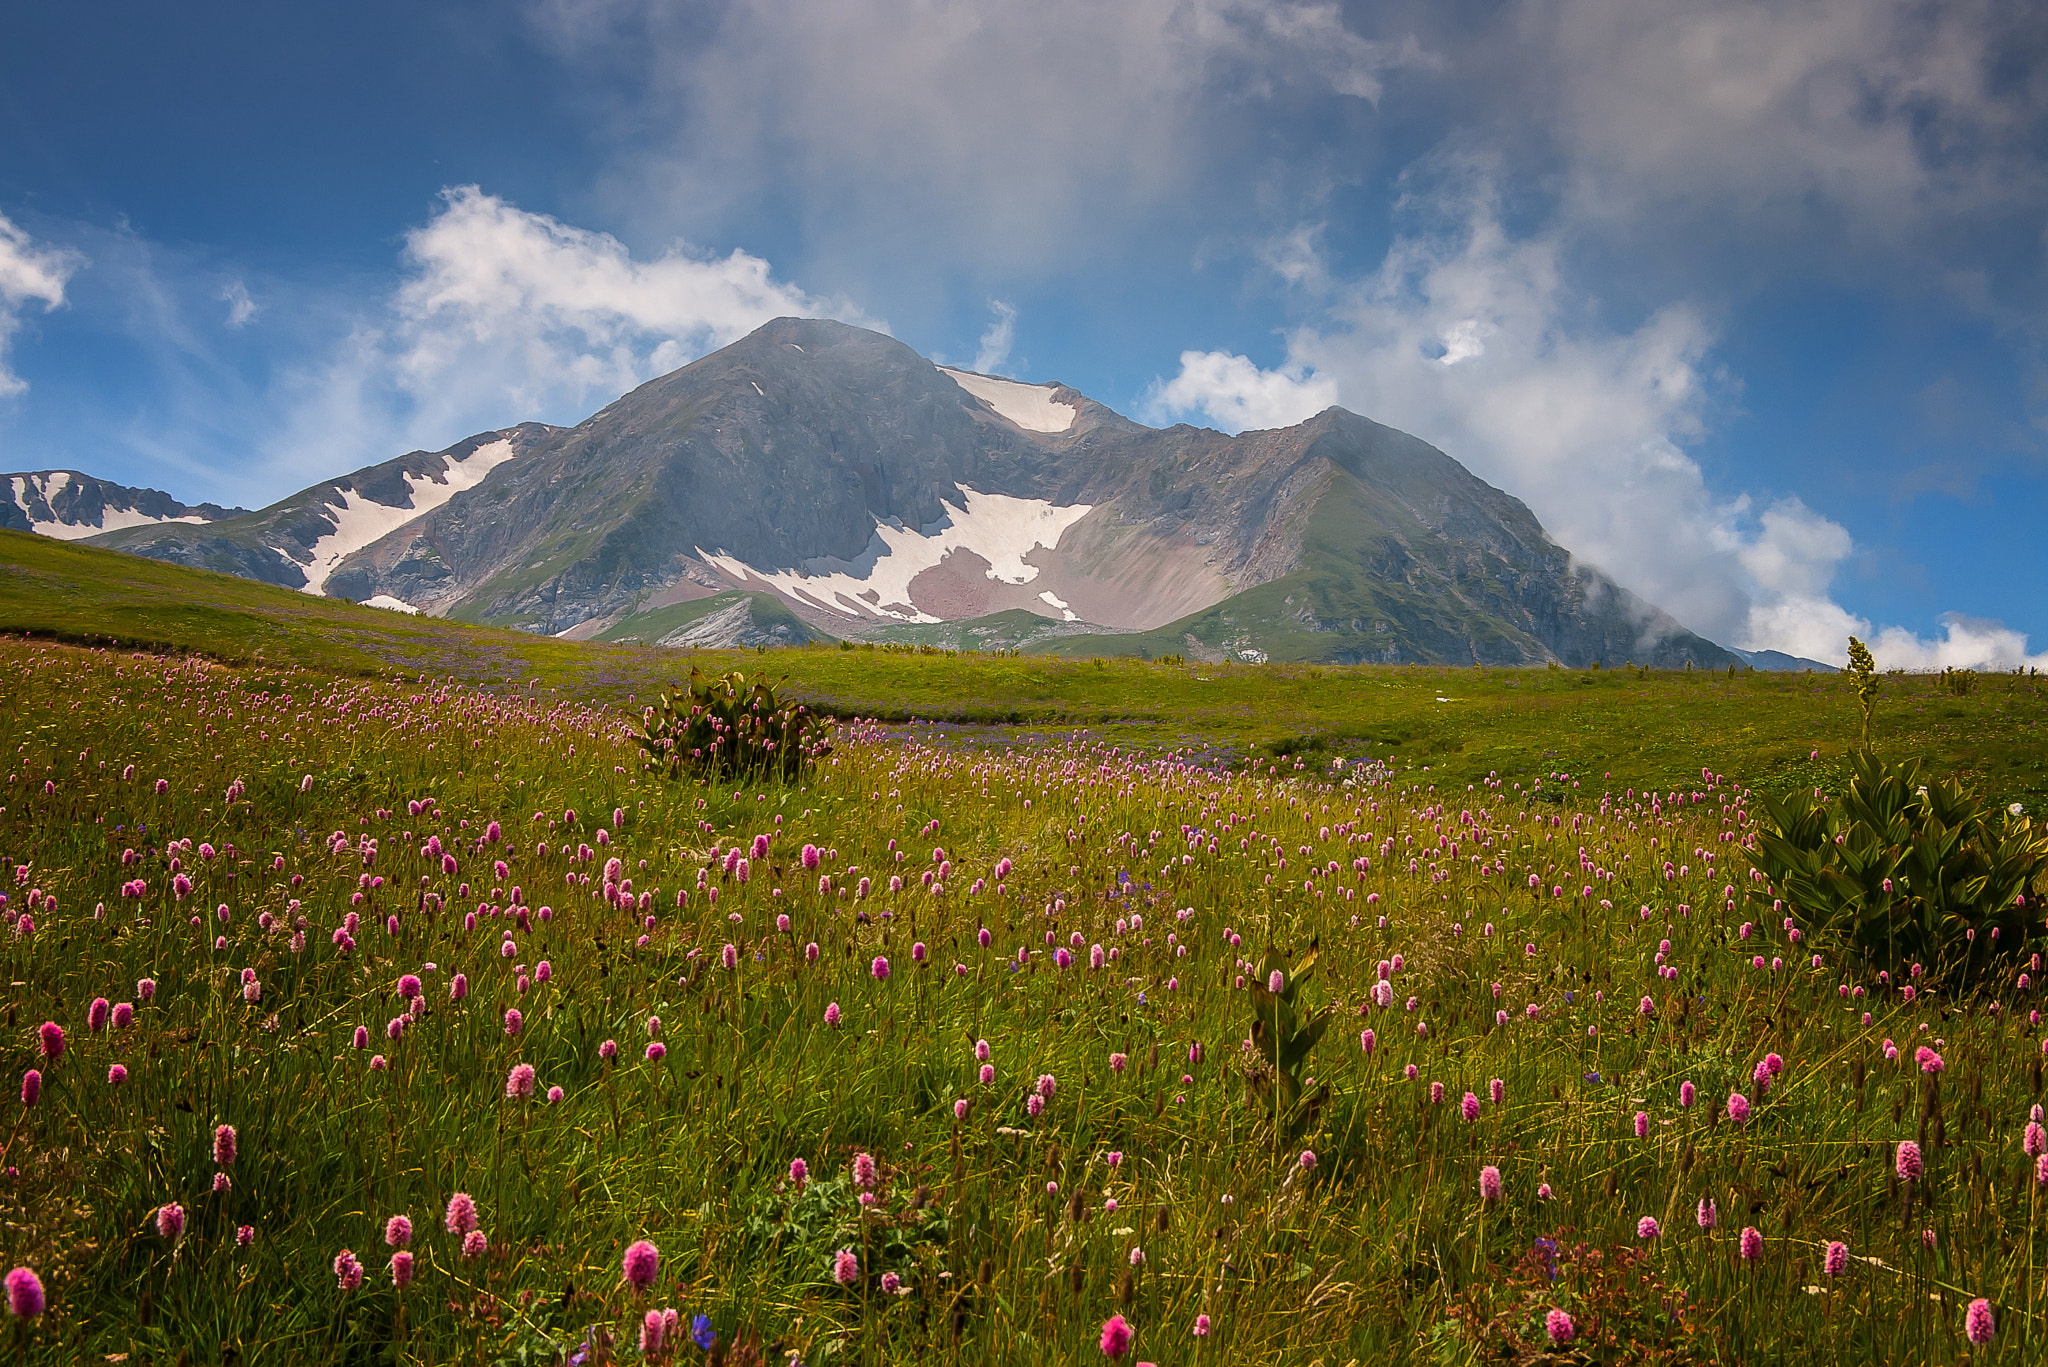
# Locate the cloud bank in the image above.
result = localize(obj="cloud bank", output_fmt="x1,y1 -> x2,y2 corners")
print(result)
1145,161 -> 2041,671
535,0 -> 1437,280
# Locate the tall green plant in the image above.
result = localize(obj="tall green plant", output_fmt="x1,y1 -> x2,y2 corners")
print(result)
1845,636 -> 1880,746
1746,749 -> 2048,986
1245,945 -> 1334,1137
632,668 -> 834,783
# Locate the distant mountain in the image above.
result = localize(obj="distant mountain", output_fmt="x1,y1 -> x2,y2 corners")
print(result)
87,425 -> 561,593
1,471 -> 245,539
1732,648 -> 1838,673
55,317 -> 1741,666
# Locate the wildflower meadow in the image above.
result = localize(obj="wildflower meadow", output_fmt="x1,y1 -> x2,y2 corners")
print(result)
4,634 -> 2048,1364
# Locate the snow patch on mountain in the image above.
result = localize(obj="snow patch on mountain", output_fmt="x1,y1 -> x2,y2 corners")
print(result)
294,438 -> 518,595
1038,589 -> 1078,621
938,368 -> 1076,433
8,473 -> 209,539
700,485 -> 1093,624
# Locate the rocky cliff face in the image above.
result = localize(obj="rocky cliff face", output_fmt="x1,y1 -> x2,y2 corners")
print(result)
72,317 -> 1737,666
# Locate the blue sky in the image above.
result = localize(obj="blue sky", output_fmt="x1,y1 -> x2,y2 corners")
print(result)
2,0 -> 2045,668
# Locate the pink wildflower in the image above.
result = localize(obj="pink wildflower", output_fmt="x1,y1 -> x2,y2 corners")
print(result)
623,1239 -> 660,1292
445,1192 -> 479,1235
5,1267 -> 45,1318
1100,1313 -> 1134,1358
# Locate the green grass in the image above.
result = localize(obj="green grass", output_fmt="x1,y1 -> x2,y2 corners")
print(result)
5,633 -> 2048,1365
8,529 -> 2048,812
6,527 -> 2048,1362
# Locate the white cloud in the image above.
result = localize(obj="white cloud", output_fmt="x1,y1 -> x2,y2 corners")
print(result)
216,185 -> 880,496
1728,497 -> 1866,662
1154,165 -> 1759,638
0,213 -> 83,398
387,186 -> 871,436
1868,617 -> 2048,672
220,280 -> 258,329
972,300 -> 1017,375
1149,164 -> 2048,670
1145,349 -> 1337,432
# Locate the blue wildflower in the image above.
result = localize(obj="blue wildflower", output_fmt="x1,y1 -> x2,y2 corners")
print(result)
691,1314 -> 717,1351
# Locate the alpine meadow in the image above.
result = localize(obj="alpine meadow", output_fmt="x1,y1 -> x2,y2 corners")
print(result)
8,4 -> 2048,1361
4,534 -> 2048,1363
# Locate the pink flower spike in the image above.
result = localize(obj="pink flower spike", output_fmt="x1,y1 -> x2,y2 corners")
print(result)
1099,1313 -> 1135,1358
444,1192 -> 479,1235
4,1267 -> 44,1318
1966,1298 -> 1995,1346
623,1239 -> 660,1292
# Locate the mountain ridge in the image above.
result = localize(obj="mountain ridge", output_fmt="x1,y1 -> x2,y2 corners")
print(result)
52,316 -> 1736,668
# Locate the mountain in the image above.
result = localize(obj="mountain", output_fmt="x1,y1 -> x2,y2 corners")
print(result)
86,425 -> 561,596
65,317 -> 1738,667
1,471 -> 245,539
1732,647 -> 1838,673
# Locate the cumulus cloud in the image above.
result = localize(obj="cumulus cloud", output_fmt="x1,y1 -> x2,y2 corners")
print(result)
1148,160 -> 2048,670
386,186 -> 870,437
1868,617 -> 2048,672
1145,349 -> 1336,431
972,301 -> 1017,375
0,213 -> 83,398
1151,164 -> 1762,637
184,185 -> 876,496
